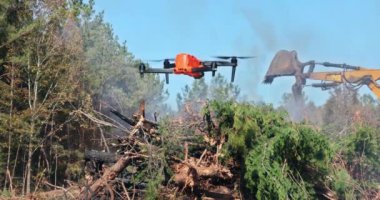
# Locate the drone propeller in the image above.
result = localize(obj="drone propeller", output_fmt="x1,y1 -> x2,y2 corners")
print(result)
165,73 -> 169,84
139,63 -> 146,78
214,56 -> 255,60
213,56 -> 254,82
231,66 -> 237,82
211,62 -> 217,77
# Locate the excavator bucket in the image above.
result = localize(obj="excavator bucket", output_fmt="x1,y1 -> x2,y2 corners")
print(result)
263,50 -> 301,84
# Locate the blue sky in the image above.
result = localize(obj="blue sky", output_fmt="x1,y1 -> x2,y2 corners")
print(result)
93,0 -> 380,106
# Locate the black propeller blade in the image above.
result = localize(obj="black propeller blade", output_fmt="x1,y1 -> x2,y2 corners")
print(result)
139,63 -> 146,78
211,62 -> 217,77
231,66 -> 236,82
165,73 -> 169,84
214,56 -> 255,60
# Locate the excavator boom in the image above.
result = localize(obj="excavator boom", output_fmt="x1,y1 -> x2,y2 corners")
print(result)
265,50 -> 380,100
307,69 -> 380,83
307,70 -> 380,99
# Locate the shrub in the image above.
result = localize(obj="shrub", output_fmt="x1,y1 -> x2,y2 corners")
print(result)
210,101 -> 333,199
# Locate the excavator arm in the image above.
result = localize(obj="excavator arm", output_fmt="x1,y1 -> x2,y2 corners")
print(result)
367,82 -> 380,100
306,69 -> 380,99
264,50 -> 380,100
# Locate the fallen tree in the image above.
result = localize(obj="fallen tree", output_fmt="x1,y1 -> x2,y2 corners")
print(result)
80,154 -> 143,200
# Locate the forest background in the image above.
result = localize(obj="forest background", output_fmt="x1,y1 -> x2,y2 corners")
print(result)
0,1 -> 380,199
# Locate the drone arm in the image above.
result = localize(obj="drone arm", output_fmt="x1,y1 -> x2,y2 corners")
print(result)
140,68 -> 173,84
202,61 -> 234,67
143,68 -> 174,74
215,61 -> 235,67
191,67 -> 213,72
146,68 -> 172,84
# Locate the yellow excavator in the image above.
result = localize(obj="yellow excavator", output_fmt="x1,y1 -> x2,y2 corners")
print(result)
264,50 -> 380,100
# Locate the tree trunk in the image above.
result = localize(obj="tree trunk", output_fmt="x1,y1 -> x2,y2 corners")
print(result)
25,53 -> 39,195
4,64 -> 14,192
12,142 -> 21,186
79,155 -> 138,199
26,121 -> 35,195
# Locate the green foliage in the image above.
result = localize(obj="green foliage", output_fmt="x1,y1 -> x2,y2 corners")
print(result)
0,0 -> 169,194
176,74 -> 239,111
64,150 -> 84,181
0,189 -> 11,197
1,0 -> 380,198
209,73 -> 240,101
159,118 -> 184,160
209,101 -> 333,199
328,128 -> 380,199
176,78 -> 208,111
321,87 -> 361,137
81,11 -> 168,114
331,168 -> 357,199
145,171 -> 164,200
243,126 -> 332,199
341,127 -> 380,182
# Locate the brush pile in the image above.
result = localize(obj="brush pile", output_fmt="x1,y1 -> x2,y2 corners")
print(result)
78,100 -> 239,200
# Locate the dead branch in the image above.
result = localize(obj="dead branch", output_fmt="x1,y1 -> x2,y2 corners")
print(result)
85,150 -> 121,164
80,114 -> 149,199
196,149 -> 207,166
75,109 -> 127,132
43,181 -> 76,199
172,151 -> 233,191
184,142 -> 188,161
79,155 -> 142,200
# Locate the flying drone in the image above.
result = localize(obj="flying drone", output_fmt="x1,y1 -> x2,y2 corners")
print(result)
139,53 -> 253,84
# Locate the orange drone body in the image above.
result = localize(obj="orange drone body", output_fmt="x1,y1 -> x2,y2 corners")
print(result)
139,53 -> 252,84
174,53 -> 203,78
